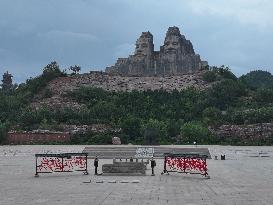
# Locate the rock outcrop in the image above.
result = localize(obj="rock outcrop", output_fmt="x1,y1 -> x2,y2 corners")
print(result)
32,71 -> 210,109
212,123 -> 273,143
106,26 -> 207,76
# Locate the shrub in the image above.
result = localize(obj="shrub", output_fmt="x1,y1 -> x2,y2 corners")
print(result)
0,122 -> 9,144
180,121 -> 216,144
203,71 -> 217,82
208,79 -> 247,109
230,107 -> 273,124
255,87 -> 273,103
239,70 -> 273,90
212,65 -> 237,81
202,107 -> 222,126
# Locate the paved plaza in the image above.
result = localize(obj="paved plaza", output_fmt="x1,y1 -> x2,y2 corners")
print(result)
1,145 -> 273,205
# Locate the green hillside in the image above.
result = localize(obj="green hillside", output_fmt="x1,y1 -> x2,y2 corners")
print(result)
1,63 -> 273,145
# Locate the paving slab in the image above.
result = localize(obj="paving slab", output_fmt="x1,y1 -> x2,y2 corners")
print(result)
1,145 -> 273,205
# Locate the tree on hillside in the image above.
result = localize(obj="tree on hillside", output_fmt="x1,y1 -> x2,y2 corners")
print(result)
208,79 -> 247,109
15,61 -> 66,98
120,116 -> 142,142
180,121 -> 215,144
43,61 -> 65,81
255,87 -> 273,103
1,71 -> 13,94
239,70 -> 273,90
142,119 -> 167,145
202,107 -> 222,126
0,122 -> 9,144
69,65 -> 81,75
203,70 -> 217,82
209,65 -> 237,80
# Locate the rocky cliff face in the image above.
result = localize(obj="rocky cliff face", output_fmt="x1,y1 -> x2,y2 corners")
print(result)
106,26 -> 207,76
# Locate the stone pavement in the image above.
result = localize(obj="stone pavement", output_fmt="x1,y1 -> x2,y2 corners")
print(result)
1,145 -> 273,205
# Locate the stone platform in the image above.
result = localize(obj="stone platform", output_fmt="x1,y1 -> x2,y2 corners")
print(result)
102,160 -> 146,176
82,145 -> 211,159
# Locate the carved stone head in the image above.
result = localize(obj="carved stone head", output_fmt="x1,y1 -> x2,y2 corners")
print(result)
163,26 -> 182,55
134,32 -> 154,56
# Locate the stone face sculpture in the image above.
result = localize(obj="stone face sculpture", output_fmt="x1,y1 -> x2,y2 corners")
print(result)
134,31 -> 154,57
106,26 -> 207,76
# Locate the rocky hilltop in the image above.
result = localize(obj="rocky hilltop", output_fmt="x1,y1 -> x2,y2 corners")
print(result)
106,26 -> 208,76
32,70 -> 210,109
32,26 -> 211,108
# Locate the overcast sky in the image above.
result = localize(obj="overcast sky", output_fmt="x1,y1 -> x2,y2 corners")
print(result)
0,0 -> 273,83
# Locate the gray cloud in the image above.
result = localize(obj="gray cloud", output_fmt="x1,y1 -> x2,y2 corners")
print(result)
0,0 -> 272,83
114,43 -> 135,59
188,0 -> 273,29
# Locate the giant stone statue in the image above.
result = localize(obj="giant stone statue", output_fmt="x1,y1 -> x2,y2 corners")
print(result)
106,26 -> 207,76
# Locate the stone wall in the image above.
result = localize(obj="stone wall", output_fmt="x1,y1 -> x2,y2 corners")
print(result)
8,131 -> 70,144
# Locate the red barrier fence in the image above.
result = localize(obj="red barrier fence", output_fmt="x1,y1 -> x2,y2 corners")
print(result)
161,153 -> 209,177
35,153 -> 88,176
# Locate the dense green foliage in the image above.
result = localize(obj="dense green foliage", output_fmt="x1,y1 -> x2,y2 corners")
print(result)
0,122 -> 9,143
203,66 -> 237,82
0,65 -> 273,145
207,79 -> 247,109
203,71 -> 217,82
254,87 -> 273,103
1,61 -> 67,110
180,121 -> 217,144
229,107 -> 273,124
239,70 -> 273,90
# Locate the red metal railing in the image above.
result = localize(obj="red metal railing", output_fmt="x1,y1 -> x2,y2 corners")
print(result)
161,153 -> 208,177
35,153 -> 88,176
